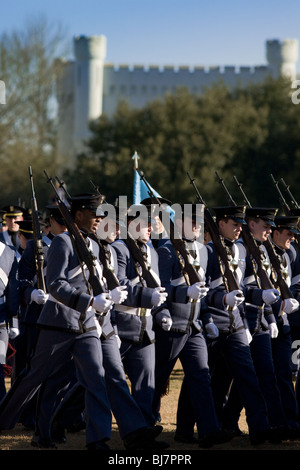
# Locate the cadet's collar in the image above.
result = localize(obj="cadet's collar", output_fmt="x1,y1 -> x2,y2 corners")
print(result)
183,237 -> 196,243
272,240 -> 285,256
80,230 -> 89,239
223,238 -> 234,248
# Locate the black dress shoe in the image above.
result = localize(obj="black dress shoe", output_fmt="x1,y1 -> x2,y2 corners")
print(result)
86,440 -> 111,450
222,426 -> 246,438
31,434 -> 57,449
286,425 -> 300,440
124,425 -> 163,449
174,434 -> 198,444
249,428 -> 270,445
267,425 -> 290,443
145,440 -> 170,450
199,429 -> 234,448
150,424 -> 163,438
51,422 -> 67,444
66,421 -> 86,433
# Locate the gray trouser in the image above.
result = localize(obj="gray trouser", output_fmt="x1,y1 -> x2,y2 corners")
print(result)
0,329 -> 112,445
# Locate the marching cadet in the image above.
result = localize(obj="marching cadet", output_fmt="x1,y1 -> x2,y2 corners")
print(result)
15,210 -> 34,253
285,209 -> 300,410
203,206 -> 275,445
0,193 -> 115,450
15,205 -> 67,376
4,212 -> 34,382
13,205 -> 69,437
0,209 -> 19,399
153,203 -> 233,448
139,197 -> 169,248
112,203 -> 169,428
268,214 -> 300,434
50,203 -> 169,450
10,211 -> 35,382
222,207 -> 290,439
0,205 -> 24,251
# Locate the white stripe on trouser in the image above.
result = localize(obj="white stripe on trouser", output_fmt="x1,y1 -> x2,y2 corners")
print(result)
0,327 -> 8,364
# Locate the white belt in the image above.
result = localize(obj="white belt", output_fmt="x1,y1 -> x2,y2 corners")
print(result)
116,304 -> 152,317
171,276 -> 185,286
0,268 -> 8,288
245,302 -> 263,310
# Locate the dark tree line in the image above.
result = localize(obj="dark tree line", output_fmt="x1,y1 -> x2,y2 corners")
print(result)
64,76 -> 300,212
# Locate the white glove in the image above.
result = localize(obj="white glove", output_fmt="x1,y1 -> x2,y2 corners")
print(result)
224,290 -> 244,308
94,317 -> 102,338
151,287 -> 168,307
161,317 -> 173,331
245,328 -> 252,344
262,289 -> 280,305
269,322 -> 279,338
187,282 -> 209,300
9,317 -> 19,339
110,286 -> 128,304
30,289 -> 48,305
205,322 -> 219,339
282,298 -> 299,314
93,293 -> 113,314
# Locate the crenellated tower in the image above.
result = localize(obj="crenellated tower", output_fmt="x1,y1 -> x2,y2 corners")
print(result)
73,35 -> 107,151
266,39 -> 298,80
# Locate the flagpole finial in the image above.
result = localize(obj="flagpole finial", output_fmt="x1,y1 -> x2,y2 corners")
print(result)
132,151 -> 140,169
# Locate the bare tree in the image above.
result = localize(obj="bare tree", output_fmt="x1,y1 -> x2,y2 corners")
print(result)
0,15 -> 70,206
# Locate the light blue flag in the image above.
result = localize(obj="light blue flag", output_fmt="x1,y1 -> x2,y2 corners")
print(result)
131,151 -> 174,219
133,168 -> 141,204
138,172 -> 163,203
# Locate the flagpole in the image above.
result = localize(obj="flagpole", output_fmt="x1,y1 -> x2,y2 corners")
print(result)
132,151 -> 140,170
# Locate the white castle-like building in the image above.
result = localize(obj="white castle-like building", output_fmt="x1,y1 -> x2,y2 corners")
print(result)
55,35 -> 298,169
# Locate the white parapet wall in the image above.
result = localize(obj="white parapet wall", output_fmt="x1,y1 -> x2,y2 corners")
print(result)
55,36 -> 298,170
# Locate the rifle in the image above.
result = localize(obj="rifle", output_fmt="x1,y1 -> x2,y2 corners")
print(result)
187,172 -> 240,293
89,180 -> 161,288
233,175 -> 292,300
91,179 -> 158,289
44,170 -> 106,298
90,232 -> 121,291
90,179 -> 160,288
216,172 -> 276,291
55,175 -> 71,199
138,170 -> 205,286
56,176 -> 121,291
29,166 -> 46,292
270,174 -> 291,216
233,176 -> 251,207
280,177 -> 300,210
273,175 -> 300,257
